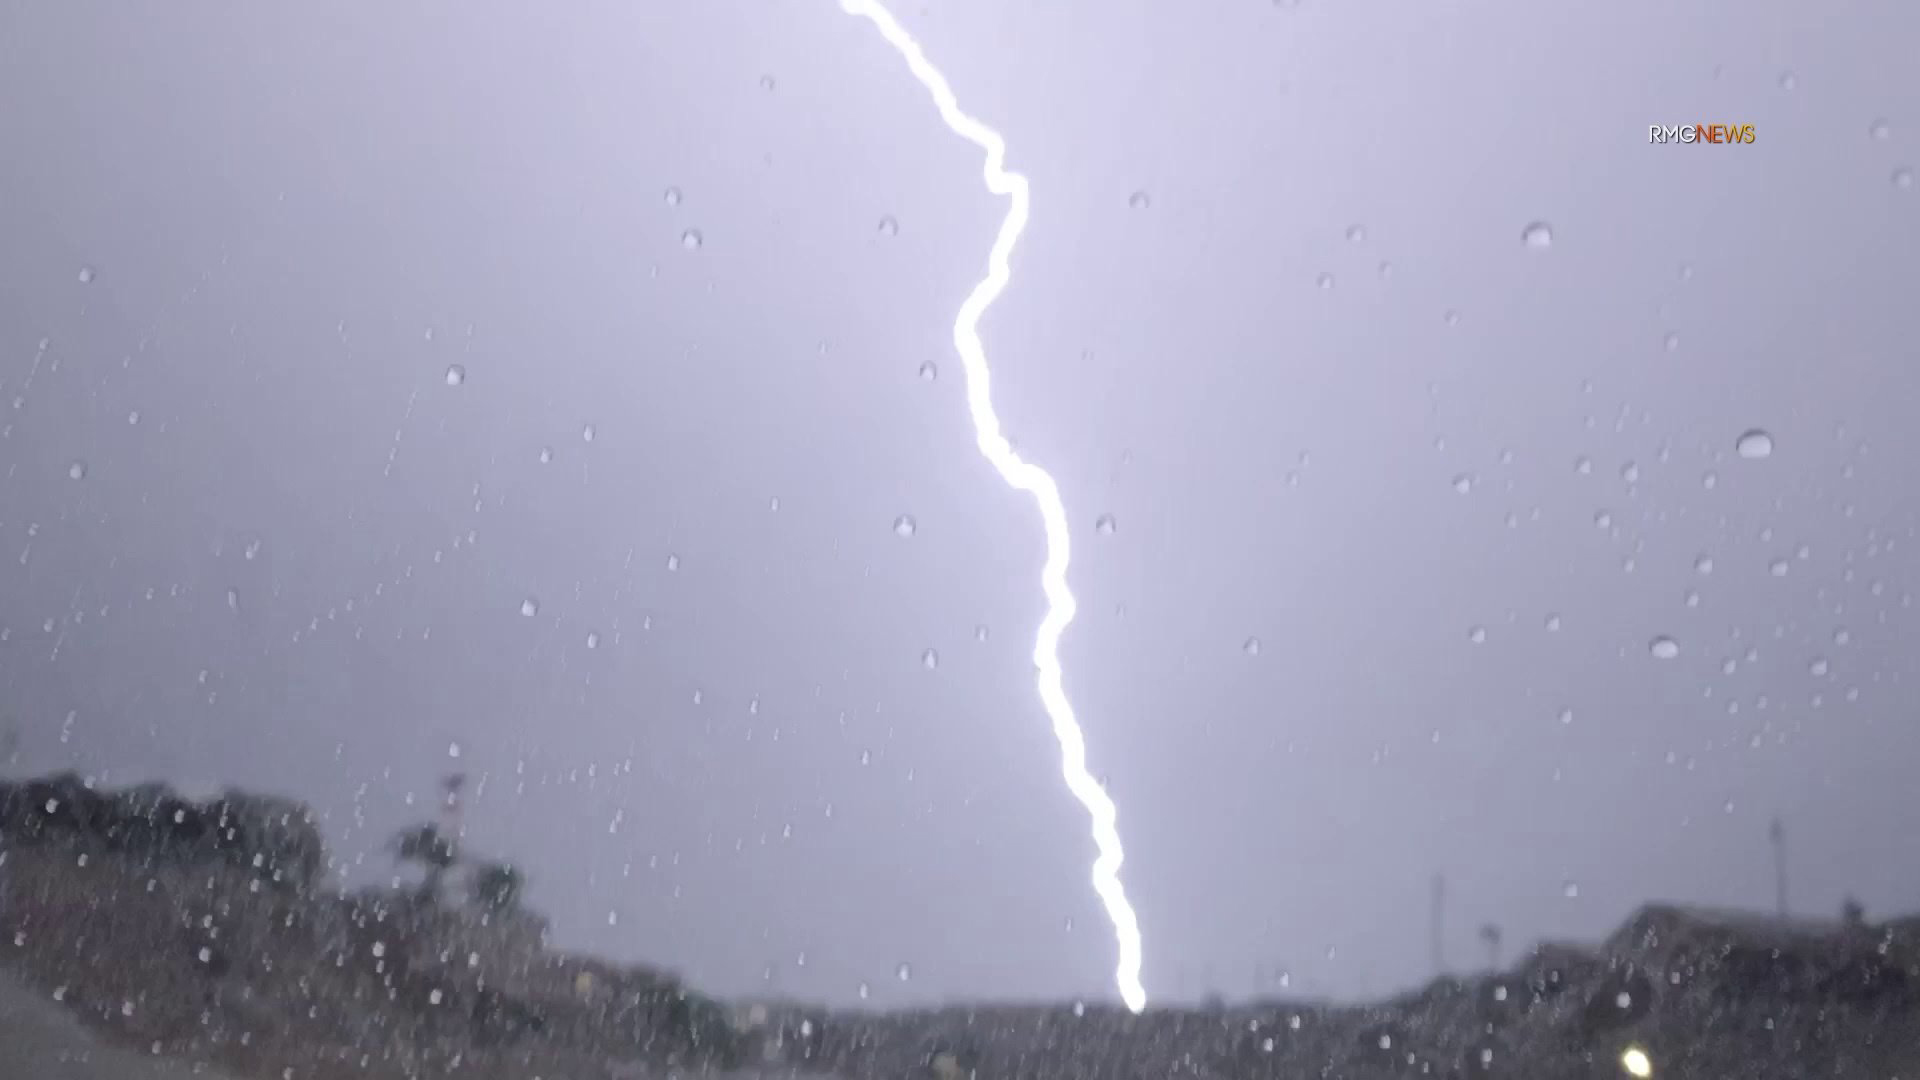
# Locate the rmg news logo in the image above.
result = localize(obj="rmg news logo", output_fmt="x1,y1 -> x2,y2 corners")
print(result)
1649,123 -> 1756,144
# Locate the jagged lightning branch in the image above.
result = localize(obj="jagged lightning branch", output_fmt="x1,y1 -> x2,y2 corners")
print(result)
837,0 -> 1148,1014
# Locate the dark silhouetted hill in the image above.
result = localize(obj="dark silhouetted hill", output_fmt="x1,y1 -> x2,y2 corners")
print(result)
3,771 -> 1916,1079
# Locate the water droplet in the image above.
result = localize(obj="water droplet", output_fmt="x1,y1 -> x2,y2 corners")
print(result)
1522,221 -> 1554,249
1562,880 -> 1580,898
1452,473 -> 1474,494
921,648 -> 939,670
857,981 -> 870,1000
444,365 -> 466,387
1702,470 -> 1718,490
1895,167 -> 1915,190
1128,190 -> 1150,210
66,461 -> 86,480
1809,656 -> 1829,677
665,553 -> 680,572
1770,559 -> 1789,577
877,215 -> 899,237
1621,461 -> 1640,483
1243,636 -> 1262,656
1694,554 -> 1714,574
520,598 -> 539,617
539,446 -> 554,464
759,74 -> 776,92
1545,613 -> 1562,632
680,228 -> 703,250
1649,636 -> 1680,660
1833,627 -> 1851,646
893,514 -> 917,538
1469,626 -> 1487,644
586,631 -> 600,649
663,186 -> 682,207
1870,118 -> 1892,141
895,962 -> 912,982
1345,224 -> 1366,243
1315,272 -> 1335,290
1735,429 -> 1774,459
1558,707 -> 1574,725
1443,309 -> 1460,326
1663,332 -> 1680,352
917,361 -> 938,382
973,624 -> 991,643
77,266 -> 95,284
582,424 -> 596,443
1594,509 -> 1613,530
1095,513 -> 1117,536
1575,456 -> 1593,475
1778,70 -> 1797,90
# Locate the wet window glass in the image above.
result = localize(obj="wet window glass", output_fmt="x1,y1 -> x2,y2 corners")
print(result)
2,2 -> 1917,1077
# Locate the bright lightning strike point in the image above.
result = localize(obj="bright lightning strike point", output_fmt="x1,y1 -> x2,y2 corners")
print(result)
838,0 -> 1148,1015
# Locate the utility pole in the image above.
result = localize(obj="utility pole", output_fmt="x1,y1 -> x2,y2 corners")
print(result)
1430,873 -> 1447,977
1769,817 -> 1788,917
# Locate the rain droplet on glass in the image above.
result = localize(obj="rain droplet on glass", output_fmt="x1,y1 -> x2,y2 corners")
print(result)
1522,221 -> 1554,249
1649,636 -> 1680,660
520,598 -> 538,617
1095,513 -> 1117,536
444,365 -> 465,387
893,514 -> 917,538
877,215 -> 899,237
1735,428 -> 1774,459
921,648 -> 939,670
681,228 -> 703,250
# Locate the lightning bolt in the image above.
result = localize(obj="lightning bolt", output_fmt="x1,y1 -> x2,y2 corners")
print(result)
837,0 -> 1148,1014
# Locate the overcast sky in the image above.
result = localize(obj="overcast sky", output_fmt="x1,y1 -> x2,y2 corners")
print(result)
2,0 -> 1917,1011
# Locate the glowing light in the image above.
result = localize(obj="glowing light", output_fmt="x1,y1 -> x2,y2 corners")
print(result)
837,0 -> 1148,1014
1621,1046 -> 1653,1078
